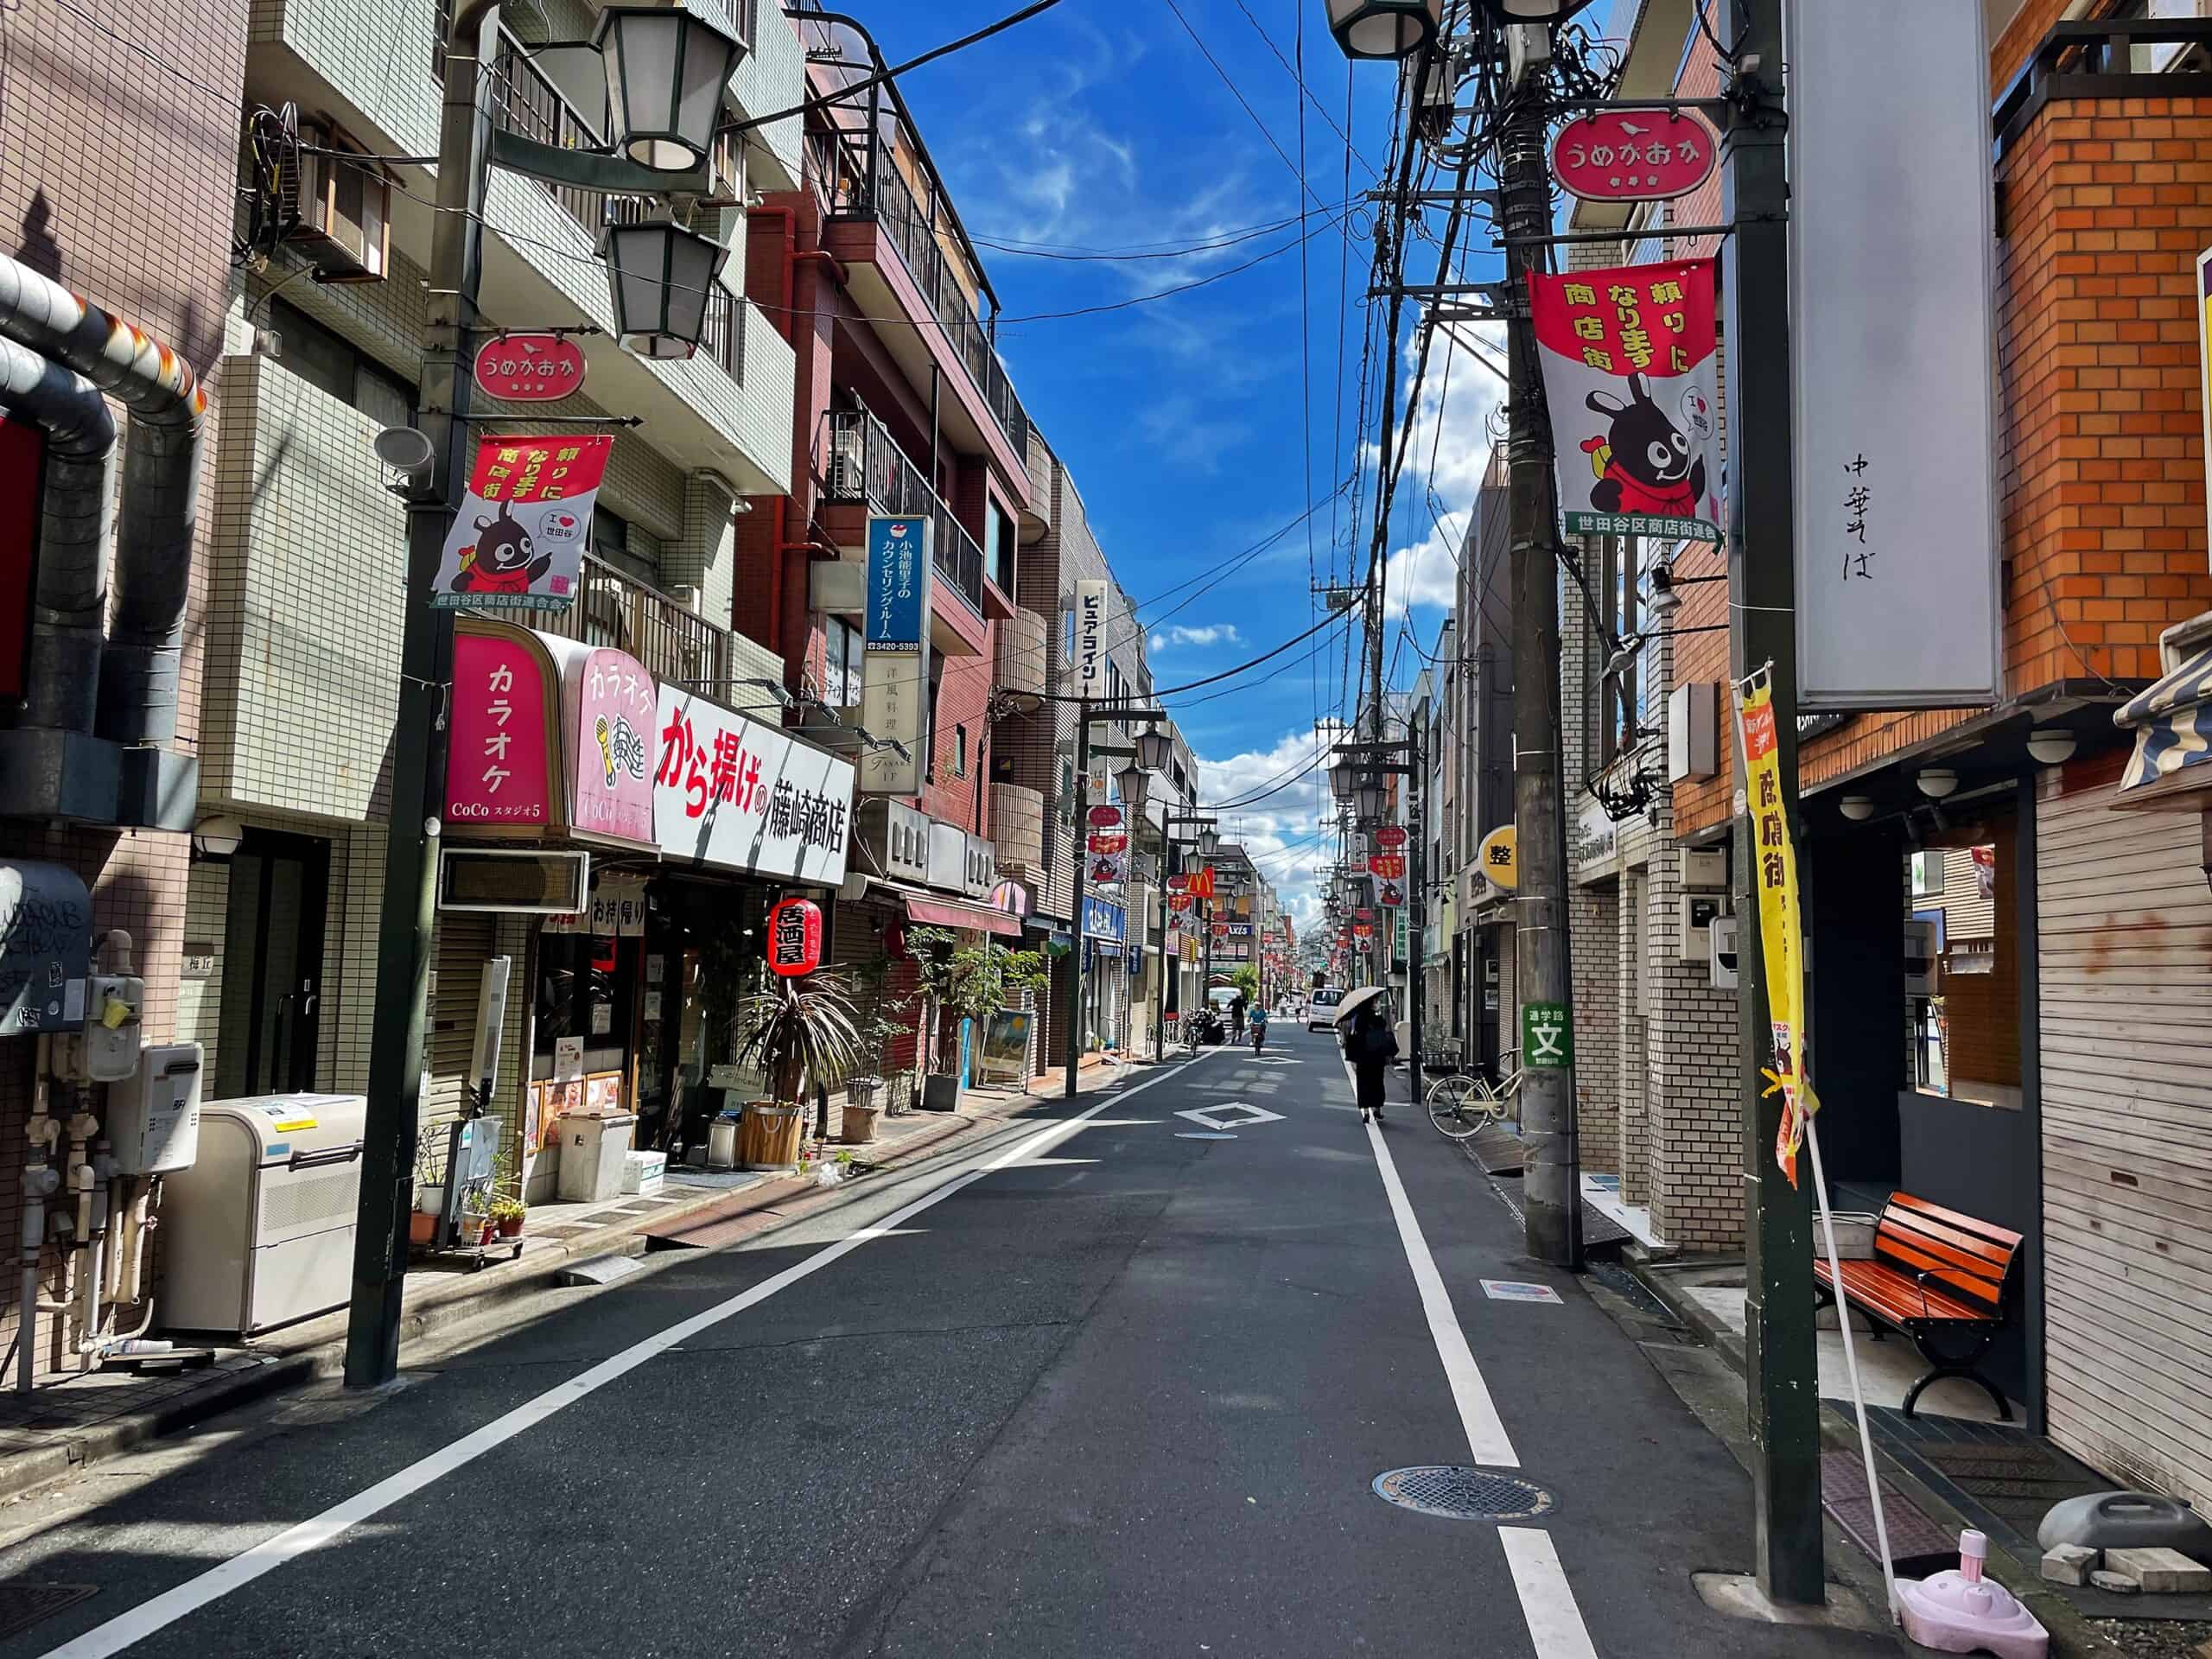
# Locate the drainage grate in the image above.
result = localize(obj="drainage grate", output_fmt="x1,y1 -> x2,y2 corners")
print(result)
1372,1466 -> 1554,1521
0,1585 -> 97,1640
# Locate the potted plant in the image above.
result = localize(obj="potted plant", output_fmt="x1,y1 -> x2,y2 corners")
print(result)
732,970 -> 864,1173
489,1192 -> 527,1240
906,928 -> 1050,1112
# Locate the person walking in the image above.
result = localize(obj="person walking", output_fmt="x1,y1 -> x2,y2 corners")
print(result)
1346,997 -> 1397,1125
1229,990 -> 1247,1044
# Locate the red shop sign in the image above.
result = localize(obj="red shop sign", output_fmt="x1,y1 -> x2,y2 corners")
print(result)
1086,831 -> 1129,855
1373,824 -> 1408,849
1549,109 -> 1718,205
472,333 -> 588,403
1212,921 -> 1230,938
1352,923 -> 1374,938
1368,854 -> 1407,880
1087,804 -> 1124,828
767,897 -> 823,977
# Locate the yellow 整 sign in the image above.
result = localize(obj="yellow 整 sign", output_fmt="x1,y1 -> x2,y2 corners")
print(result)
1477,824 -> 1517,891
1734,670 -> 1819,1187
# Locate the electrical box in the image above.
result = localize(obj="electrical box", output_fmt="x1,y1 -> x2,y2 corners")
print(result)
1682,848 -> 1726,890
53,973 -> 145,1083
1678,892 -> 1726,961
107,1043 -> 203,1174
1710,914 -> 1739,990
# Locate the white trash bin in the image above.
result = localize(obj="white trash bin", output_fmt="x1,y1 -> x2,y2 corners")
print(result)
556,1112 -> 637,1204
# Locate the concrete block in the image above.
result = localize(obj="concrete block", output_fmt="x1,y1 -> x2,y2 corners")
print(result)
2041,1544 -> 2098,1586
2088,1569 -> 2140,1595
2104,1547 -> 2212,1594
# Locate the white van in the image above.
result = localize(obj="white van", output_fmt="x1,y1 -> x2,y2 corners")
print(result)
1306,986 -> 1345,1031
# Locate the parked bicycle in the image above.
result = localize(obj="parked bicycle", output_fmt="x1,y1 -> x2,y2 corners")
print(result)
1426,1058 -> 1522,1141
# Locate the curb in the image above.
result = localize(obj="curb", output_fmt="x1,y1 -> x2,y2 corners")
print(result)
1623,1260 -> 2121,1658
0,1076 -> 1140,1510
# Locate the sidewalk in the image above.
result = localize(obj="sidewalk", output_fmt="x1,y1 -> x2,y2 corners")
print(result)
0,1059 -> 1146,1506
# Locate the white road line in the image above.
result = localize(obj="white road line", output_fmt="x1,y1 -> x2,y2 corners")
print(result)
1359,1104 -> 1519,1469
1498,1528 -> 1600,1659
39,1057 -> 1211,1659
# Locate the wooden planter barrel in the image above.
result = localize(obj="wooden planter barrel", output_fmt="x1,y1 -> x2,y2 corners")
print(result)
739,1101 -> 804,1172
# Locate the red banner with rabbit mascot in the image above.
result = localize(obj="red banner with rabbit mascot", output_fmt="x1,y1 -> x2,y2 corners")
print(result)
1527,257 -> 1722,543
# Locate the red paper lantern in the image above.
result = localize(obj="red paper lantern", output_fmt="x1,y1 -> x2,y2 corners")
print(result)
768,897 -> 823,977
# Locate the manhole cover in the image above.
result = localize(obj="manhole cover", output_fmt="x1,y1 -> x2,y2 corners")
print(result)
1372,1466 -> 1554,1521
0,1584 -> 97,1640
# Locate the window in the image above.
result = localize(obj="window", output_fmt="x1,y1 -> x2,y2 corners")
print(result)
1589,535 -> 1643,767
2116,2 -> 2212,71
954,723 -> 969,778
986,499 -> 1015,598
823,615 -> 862,709
1063,604 -> 1076,675
264,299 -> 413,426
591,505 -> 658,587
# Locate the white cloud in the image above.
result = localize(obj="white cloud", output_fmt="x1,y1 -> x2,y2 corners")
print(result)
1371,321 -> 1509,620
1151,623 -> 1243,651
1191,721 -> 1349,929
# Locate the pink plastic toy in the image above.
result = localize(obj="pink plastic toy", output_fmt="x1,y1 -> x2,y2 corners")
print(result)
1895,1530 -> 2050,1659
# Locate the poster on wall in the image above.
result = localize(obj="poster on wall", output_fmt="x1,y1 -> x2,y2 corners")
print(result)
1528,257 -> 1722,543
431,435 -> 610,609
1785,0 -> 1999,708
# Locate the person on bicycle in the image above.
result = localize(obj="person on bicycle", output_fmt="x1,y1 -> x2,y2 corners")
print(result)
1229,991 -> 1247,1044
1249,1002 -> 1269,1052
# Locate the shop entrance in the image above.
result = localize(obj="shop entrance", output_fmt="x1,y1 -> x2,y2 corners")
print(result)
216,830 -> 328,1097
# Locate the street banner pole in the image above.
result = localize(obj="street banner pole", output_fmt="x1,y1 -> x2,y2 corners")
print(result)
1721,0 -> 1823,1605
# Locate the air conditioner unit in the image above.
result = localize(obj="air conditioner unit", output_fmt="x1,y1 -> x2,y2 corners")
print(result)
282,120 -> 391,283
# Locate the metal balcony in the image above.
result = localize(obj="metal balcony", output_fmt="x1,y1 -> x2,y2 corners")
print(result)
500,552 -> 741,696
807,123 -> 1031,459
824,407 -> 986,619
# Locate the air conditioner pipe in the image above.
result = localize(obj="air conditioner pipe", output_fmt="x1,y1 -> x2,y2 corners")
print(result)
0,251 -> 207,744
0,335 -> 117,733
16,1036 -> 60,1393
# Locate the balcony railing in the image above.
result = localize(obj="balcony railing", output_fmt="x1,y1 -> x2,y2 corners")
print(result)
478,29 -> 745,385
495,552 -> 737,694
808,124 -> 1032,460
825,407 -> 986,619
1994,17 -> 2212,156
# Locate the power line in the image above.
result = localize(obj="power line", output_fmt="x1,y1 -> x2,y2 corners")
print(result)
734,0 -> 1071,135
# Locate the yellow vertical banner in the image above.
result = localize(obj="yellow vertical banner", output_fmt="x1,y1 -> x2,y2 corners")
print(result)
1734,669 -> 1819,1186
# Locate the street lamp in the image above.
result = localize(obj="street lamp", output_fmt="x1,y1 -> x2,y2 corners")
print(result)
1477,0 -> 1604,20
1324,0 -> 1441,60
1135,723 -> 1172,772
1330,759 -> 1359,798
1116,760 -> 1149,816
601,219 -> 731,359
1356,780 -> 1387,820
594,6 -> 744,172
1197,826 -> 1221,858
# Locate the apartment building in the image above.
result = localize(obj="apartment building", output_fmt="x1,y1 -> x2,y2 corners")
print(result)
1547,0 -> 2212,1503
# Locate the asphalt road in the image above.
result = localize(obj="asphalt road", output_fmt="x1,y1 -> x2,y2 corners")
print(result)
0,1025 -> 1897,1657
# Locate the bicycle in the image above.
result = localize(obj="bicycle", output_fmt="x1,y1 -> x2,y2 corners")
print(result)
1427,1058 -> 1522,1141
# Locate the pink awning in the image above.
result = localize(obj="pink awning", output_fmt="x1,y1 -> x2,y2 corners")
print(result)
906,897 -> 1024,939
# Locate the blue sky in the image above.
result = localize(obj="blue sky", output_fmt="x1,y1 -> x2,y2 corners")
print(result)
867,1 -> 1560,921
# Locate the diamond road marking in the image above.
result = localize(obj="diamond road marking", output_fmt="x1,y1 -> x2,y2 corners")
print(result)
1175,1102 -> 1288,1132
1480,1280 -> 1563,1305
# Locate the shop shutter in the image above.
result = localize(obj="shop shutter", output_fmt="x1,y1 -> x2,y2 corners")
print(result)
423,912 -> 496,1137
2037,769 -> 2212,1503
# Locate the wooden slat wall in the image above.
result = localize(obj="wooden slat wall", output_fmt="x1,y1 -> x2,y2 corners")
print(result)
2037,771 -> 2212,1503
1941,847 -> 1997,943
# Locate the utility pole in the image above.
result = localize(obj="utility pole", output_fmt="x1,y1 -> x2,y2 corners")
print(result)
1722,0 -> 1821,1607
1065,702 -> 1093,1099
347,0 -> 492,1389
1503,67 -> 1581,1272
1408,717 -> 1426,1110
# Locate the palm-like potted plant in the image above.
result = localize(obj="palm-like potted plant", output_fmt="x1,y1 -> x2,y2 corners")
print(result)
732,970 -> 864,1172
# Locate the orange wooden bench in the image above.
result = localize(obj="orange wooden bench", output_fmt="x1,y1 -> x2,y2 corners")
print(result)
1813,1192 -> 2023,1421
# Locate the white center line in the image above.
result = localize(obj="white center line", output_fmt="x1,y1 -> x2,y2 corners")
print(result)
39,1055 -> 1215,1659
1355,1064 -> 1517,1468
1498,1528 -> 1601,1659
